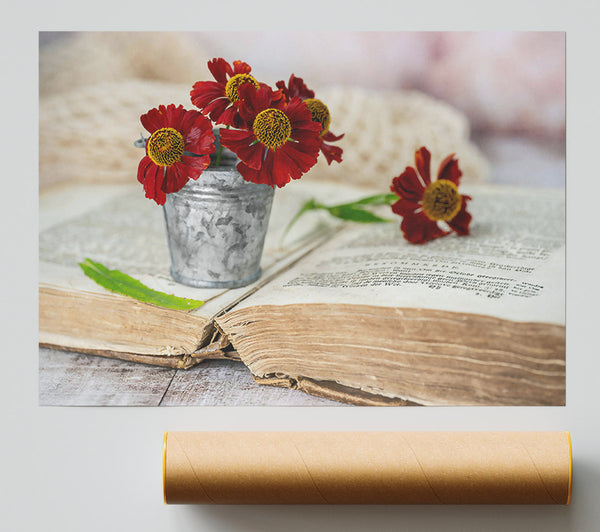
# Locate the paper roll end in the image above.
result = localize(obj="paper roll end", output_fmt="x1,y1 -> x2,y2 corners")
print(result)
567,431 -> 573,505
162,431 -> 168,505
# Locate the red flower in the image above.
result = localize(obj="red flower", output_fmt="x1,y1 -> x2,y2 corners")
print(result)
190,58 -> 261,128
275,73 -> 314,100
276,74 -> 344,165
390,147 -> 472,244
219,84 -> 322,188
137,104 -> 215,205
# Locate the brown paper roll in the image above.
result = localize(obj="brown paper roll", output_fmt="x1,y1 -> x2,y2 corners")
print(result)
163,431 -> 572,505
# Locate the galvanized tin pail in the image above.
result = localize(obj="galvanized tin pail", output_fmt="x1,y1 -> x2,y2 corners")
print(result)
162,163 -> 274,289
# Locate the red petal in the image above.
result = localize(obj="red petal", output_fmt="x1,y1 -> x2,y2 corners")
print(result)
285,96 -> 314,126
161,104 -> 178,129
320,141 -> 343,164
180,154 -> 211,176
140,107 -> 166,134
271,147 -> 302,184
446,196 -> 472,235
215,104 -> 239,127
291,126 -> 322,144
263,150 -> 292,187
162,164 -> 189,194
437,154 -> 462,185
184,116 -> 215,155
415,147 -> 431,186
236,161 -> 260,184
322,130 -> 344,142
178,108 -> 199,134
400,211 -> 448,244
190,81 -> 225,109
230,105 -> 250,129
240,144 -> 265,171
142,163 -> 167,205
268,159 -> 293,186
235,141 -> 264,170
232,60 -> 252,75
285,74 -> 314,100
243,83 -> 271,107
219,129 -> 264,168
219,128 -> 254,146
207,58 -> 231,84
390,167 -> 426,202
279,140 -> 319,173
172,156 -> 210,185
137,156 -> 153,184
275,80 -> 287,96
167,104 -> 187,131
391,198 -> 420,217
268,86 -> 286,105
202,98 -> 230,124
236,83 -> 270,124
237,154 -> 278,187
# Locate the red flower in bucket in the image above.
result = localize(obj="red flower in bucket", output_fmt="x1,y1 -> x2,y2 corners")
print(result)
137,104 -> 215,205
219,84 -> 322,188
276,74 -> 344,165
390,147 -> 472,244
190,58 -> 261,128
275,73 -> 314,100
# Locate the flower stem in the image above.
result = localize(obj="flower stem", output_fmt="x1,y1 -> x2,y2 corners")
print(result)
215,144 -> 223,166
214,125 -> 230,166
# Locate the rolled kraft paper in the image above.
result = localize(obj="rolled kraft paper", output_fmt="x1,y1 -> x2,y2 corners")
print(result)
163,431 -> 572,505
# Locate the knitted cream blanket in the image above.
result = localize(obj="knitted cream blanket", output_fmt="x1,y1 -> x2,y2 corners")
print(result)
39,33 -> 488,190
39,80 -> 488,190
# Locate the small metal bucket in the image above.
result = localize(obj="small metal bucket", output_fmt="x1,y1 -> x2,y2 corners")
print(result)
162,162 -> 274,289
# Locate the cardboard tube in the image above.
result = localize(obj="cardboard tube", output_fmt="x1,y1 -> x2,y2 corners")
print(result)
163,431 -> 572,505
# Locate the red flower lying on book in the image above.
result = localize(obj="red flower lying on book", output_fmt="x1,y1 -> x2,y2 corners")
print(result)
390,147 -> 472,244
219,84 -> 322,188
190,58 -> 260,128
276,74 -> 344,165
137,104 -> 215,205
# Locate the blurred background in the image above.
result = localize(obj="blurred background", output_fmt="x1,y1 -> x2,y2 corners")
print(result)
39,31 -> 565,190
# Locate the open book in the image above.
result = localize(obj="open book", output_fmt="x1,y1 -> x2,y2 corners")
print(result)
39,179 -> 565,406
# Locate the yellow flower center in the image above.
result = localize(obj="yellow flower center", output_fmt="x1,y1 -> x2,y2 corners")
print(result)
253,108 -> 292,148
147,128 -> 184,167
225,73 -> 259,102
422,180 -> 462,221
304,98 -> 331,135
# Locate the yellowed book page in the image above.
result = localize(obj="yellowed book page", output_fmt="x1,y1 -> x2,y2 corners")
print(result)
231,185 -> 565,326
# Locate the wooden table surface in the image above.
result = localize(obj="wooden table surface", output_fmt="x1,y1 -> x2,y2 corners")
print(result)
39,348 -> 339,406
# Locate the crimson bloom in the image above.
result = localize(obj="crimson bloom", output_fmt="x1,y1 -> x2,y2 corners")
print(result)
190,58 -> 261,128
390,147 -> 472,244
137,104 -> 215,205
219,84 -> 322,188
276,74 -> 344,165
275,73 -> 314,100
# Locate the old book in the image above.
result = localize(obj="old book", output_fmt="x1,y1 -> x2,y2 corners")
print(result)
39,180 -> 337,367
39,180 -> 565,406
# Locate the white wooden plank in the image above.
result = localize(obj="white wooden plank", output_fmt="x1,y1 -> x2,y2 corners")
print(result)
39,348 -> 176,406
39,348 -> 340,406
161,360 -> 341,406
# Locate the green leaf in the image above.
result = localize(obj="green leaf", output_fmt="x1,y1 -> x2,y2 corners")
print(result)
78,258 -> 204,311
283,192 -> 396,237
326,205 -> 392,223
282,198 -> 320,238
344,193 -> 398,206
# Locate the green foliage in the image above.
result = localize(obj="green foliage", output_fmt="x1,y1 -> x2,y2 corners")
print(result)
284,193 -> 396,236
79,258 -> 204,311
